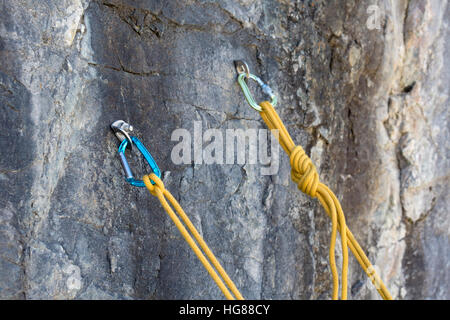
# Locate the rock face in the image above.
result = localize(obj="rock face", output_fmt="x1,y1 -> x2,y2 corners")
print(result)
0,0 -> 448,299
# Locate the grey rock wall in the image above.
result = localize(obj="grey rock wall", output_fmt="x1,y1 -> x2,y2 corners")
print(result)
0,0 -> 448,299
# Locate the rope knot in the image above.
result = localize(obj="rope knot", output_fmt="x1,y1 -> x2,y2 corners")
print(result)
143,173 -> 165,196
289,145 -> 319,197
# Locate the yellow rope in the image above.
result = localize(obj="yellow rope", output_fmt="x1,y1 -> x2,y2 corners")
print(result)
143,174 -> 244,300
259,101 -> 392,300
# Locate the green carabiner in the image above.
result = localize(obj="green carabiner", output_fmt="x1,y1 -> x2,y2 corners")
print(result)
235,60 -> 277,112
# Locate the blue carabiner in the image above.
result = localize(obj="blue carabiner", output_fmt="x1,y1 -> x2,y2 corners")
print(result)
111,120 -> 161,187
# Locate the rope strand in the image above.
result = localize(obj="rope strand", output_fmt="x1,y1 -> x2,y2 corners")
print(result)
143,173 -> 244,300
259,101 -> 391,300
